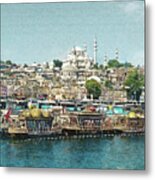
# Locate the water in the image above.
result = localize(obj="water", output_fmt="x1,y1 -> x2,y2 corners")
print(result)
0,136 -> 145,170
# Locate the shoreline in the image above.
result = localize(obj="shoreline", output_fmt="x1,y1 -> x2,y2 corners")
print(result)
0,129 -> 145,140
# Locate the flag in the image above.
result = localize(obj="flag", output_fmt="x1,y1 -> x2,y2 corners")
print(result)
4,108 -> 12,123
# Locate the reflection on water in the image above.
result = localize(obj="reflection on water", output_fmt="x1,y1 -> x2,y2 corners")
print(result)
0,136 -> 144,169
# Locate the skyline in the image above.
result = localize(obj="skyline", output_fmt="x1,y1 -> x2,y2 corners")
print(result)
1,1 -> 144,65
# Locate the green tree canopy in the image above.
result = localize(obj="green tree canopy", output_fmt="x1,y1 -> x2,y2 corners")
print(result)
5,60 -> 12,65
53,59 -> 63,69
85,79 -> 101,99
124,69 -> 144,101
99,64 -> 104,69
23,64 -> 28,68
105,80 -> 113,90
107,59 -> 121,68
107,59 -> 133,68
93,63 -> 99,69
124,62 -> 133,68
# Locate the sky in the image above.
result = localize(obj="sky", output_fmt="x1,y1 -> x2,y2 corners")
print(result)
1,0 -> 144,65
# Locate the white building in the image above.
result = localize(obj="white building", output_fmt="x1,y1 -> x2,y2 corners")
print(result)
61,46 -> 94,85
62,46 -> 93,71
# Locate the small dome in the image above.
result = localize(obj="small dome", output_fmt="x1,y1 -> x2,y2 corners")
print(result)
87,76 -> 101,83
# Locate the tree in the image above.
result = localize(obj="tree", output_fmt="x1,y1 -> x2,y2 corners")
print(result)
99,64 -> 104,69
107,59 -> 121,68
124,69 -> 144,101
5,60 -> 12,65
53,59 -> 63,69
23,64 -> 28,68
105,80 -> 113,90
107,59 -> 134,69
124,62 -> 133,68
85,79 -> 101,99
93,63 -> 99,69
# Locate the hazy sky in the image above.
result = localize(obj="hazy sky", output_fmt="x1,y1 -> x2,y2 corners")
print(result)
1,0 -> 144,65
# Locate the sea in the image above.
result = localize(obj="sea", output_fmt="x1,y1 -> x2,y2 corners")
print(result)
0,135 -> 145,170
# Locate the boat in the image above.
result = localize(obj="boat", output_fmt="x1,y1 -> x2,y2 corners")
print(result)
0,104 -> 145,139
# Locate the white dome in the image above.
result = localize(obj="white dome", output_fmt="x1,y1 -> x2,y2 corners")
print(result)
87,76 -> 101,83
72,46 -> 83,52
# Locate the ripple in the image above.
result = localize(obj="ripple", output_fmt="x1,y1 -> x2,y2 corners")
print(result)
0,136 -> 145,169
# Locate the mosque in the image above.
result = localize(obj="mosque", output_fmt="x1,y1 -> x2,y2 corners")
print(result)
61,38 -> 98,86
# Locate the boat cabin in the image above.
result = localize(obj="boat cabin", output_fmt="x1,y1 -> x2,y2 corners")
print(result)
77,112 -> 103,130
25,117 -> 54,134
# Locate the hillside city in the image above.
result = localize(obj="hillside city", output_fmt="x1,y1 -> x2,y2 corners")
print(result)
0,42 -> 144,103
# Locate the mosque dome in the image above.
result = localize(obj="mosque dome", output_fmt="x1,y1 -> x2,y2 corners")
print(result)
87,76 -> 101,83
71,46 -> 84,53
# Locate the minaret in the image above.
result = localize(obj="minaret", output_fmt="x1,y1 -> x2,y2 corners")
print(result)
104,53 -> 108,67
115,48 -> 119,60
83,43 -> 87,52
94,37 -> 97,64
73,46 -> 76,56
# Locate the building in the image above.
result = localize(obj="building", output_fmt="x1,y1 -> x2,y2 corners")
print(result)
62,46 -> 93,71
0,85 -> 8,97
62,46 -> 94,86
